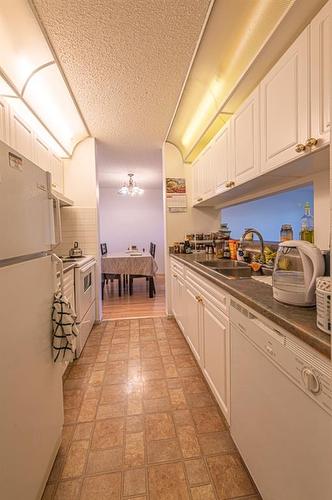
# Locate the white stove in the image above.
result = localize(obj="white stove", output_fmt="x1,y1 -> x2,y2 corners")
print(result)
60,254 -> 96,356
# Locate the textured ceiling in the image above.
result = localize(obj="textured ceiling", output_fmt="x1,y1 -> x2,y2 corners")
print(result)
31,0 -> 211,187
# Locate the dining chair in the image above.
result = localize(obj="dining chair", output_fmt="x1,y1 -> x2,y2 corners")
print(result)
129,242 -> 156,298
100,243 -> 122,298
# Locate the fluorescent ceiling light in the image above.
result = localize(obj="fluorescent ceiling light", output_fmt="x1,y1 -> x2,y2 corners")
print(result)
0,0 -> 89,157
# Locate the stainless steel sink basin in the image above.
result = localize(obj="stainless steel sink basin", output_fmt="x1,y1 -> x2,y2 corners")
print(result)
196,260 -> 249,269
213,267 -> 252,279
195,259 -> 273,279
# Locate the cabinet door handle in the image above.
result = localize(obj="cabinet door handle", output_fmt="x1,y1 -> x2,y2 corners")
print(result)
173,274 -> 177,278
305,137 -> 318,148
225,181 -> 235,188
197,197 -> 203,202
295,143 -> 306,153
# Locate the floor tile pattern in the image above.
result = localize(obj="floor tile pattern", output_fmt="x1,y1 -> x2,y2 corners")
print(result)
43,317 -> 261,500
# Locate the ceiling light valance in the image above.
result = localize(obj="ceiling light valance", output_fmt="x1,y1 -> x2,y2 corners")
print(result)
0,0 -> 89,157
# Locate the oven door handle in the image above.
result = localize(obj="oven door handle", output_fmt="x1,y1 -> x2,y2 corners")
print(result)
80,261 -> 96,273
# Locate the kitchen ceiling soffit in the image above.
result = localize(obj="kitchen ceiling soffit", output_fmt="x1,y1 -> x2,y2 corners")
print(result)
167,0 -> 328,163
0,0 -> 90,157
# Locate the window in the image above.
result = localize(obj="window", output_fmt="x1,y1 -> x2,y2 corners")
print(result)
221,185 -> 314,241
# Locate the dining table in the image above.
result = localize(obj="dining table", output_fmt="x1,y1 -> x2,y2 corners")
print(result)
101,252 -> 158,297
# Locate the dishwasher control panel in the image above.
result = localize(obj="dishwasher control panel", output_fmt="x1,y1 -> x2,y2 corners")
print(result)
230,299 -> 332,415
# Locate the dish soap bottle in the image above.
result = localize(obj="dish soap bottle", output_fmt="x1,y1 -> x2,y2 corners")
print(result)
237,243 -> 245,261
299,202 -> 314,243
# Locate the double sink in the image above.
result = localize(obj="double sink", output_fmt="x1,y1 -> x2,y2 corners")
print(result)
195,259 -> 273,280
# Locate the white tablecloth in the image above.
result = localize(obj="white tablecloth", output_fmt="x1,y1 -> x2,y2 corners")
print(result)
101,253 -> 158,276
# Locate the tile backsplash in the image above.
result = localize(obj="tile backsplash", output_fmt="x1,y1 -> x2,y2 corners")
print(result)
56,207 -> 98,257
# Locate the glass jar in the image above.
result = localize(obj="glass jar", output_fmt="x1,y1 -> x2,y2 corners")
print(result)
280,224 -> 293,242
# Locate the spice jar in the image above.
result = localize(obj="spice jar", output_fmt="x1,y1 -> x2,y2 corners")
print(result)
280,224 -> 293,242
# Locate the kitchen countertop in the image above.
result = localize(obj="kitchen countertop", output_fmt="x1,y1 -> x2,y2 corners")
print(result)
171,253 -> 331,359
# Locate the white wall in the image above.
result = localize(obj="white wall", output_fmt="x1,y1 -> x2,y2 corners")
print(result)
99,187 -> 165,273
163,142 -> 221,314
64,138 -> 98,207
62,138 -> 102,320
163,142 -> 220,245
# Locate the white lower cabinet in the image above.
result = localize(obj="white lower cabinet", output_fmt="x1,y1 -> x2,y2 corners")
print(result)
170,261 -> 185,333
170,259 -> 230,423
202,299 -> 230,423
183,282 -> 201,364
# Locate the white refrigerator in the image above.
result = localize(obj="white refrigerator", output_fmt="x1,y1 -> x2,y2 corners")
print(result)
0,141 -> 64,500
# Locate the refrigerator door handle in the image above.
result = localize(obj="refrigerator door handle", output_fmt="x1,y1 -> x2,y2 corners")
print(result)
50,194 -> 62,249
52,253 -> 64,293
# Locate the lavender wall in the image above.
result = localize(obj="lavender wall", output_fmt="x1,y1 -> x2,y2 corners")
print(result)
99,187 -> 165,272
221,185 -> 314,241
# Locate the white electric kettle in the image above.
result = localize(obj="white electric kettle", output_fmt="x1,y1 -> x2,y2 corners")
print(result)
273,240 -> 325,306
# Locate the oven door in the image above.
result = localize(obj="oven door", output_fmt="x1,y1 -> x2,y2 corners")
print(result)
75,261 -> 96,322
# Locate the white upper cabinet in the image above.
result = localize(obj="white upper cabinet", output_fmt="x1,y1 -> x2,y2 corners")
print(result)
50,153 -> 64,193
201,145 -> 214,200
34,136 -> 51,173
260,28 -> 310,173
190,2 -> 330,204
10,109 -> 34,162
192,145 -> 214,205
213,122 -> 231,194
0,97 -> 10,144
231,87 -> 260,185
310,1 -> 330,148
192,158 -> 201,205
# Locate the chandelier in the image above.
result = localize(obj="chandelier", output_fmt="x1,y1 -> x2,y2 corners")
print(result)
118,173 -> 144,196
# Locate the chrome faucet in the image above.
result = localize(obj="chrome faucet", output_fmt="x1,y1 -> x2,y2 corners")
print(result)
240,228 -> 265,264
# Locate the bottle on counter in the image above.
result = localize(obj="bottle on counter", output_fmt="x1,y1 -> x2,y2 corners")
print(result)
229,240 -> 238,260
184,240 -> 192,254
300,202 -> 314,243
280,224 -> 293,242
237,243 -> 245,261
223,241 -> 230,259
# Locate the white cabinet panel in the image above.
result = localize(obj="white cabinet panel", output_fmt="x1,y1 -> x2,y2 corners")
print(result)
231,88 -> 260,185
183,283 -> 201,364
170,269 -> 185,333
34,136 -> 51,173
0,98 -> 10,144
201,146 -> 214,200
10,110 -> 34,161
192,159 -> 201,205
260,28 -> 310,173
310,1 -> 330,148
51,153 -> 64,193
213,122 -> 231,194
202,300 -> 230,423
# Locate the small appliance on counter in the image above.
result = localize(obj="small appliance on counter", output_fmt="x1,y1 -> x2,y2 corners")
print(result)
272,240 -> 325,306
69,241 -> 83,257
316,277 -> 331,334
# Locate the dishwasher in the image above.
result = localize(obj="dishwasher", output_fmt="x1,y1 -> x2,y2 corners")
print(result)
230,299 -> 332,500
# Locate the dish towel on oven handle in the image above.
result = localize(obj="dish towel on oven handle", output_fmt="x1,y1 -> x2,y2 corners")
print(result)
52,291 -> 78,362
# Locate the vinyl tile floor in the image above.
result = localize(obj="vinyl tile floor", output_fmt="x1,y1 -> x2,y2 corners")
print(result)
43,317 -> 261,500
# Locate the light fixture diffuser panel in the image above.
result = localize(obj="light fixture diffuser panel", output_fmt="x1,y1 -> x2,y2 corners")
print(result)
0,0 -> 53,92
24,64 -> 88,153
